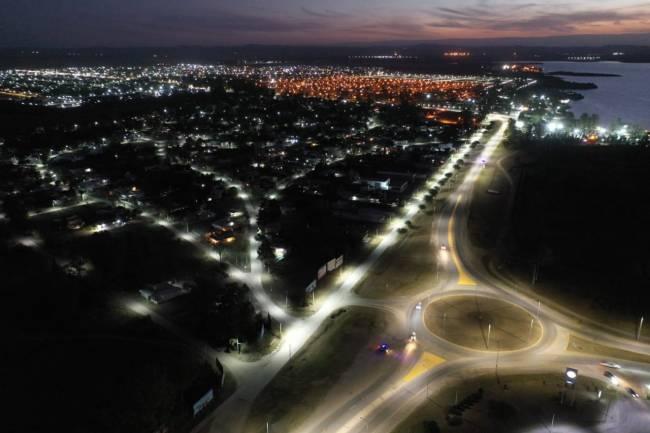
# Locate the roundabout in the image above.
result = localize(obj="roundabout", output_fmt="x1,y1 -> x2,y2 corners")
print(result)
423,294 -> 543,351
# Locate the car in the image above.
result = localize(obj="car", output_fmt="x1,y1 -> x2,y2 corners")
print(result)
604,371 -> 620,385
378,343 -> 390,353
410,331 -> 417,342
627,388 -> 640,398
600,361 -> 622,369
440,244 -> 448,251
415,302 -> 422,310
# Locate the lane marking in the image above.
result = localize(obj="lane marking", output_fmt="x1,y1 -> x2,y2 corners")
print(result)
448,195 -> 477,286
403,352 -> 446,383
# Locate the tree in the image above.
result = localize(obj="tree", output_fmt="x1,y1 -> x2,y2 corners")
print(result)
423,420 -> 441,433
266,312 -> 273,331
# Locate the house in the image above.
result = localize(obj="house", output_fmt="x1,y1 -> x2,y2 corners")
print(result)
361,177 -> 390,191
140,281 -> 193,304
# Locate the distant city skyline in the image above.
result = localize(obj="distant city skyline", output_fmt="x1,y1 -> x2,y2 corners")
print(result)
2,0 -> 650,47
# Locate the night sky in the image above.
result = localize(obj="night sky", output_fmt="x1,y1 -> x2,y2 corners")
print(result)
2,0 -> 650,47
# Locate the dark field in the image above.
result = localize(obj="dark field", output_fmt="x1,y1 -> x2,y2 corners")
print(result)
503,145 -> 650,330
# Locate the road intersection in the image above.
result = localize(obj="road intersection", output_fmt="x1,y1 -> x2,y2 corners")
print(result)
192,113 -> 650,433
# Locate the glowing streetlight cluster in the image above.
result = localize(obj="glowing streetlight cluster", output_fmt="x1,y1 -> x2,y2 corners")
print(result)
265,74 -> 490,103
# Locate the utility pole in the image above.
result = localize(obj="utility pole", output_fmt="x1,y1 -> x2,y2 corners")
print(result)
495,346 -> 500,384
487,323 -> 492,349
532,262 -> 538,285
551,414 -> 555,432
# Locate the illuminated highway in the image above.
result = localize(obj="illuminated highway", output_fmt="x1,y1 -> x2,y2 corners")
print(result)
191,113 -> 650,433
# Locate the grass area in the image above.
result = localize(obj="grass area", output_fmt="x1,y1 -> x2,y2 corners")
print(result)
567,335 -> 650,364
244,307 -> 397,433
493,145 -> 650,334
467,145 -> 513,249
423,295 -> 542,351
355,207 -> 437,299
393,372 -> 611,433
355,132 -> 495,300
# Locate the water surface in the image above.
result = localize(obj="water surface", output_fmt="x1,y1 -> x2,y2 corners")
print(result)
542,61 -> 650,129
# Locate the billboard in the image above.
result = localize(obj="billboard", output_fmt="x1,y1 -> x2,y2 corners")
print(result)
335,255 -> 344,269
305,280 -> 317,293
327,258 -> 336,272
317,265 -> 327,280
193,389 -> 214,416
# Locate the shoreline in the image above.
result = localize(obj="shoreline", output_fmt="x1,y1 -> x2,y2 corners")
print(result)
547,70 -> 621,77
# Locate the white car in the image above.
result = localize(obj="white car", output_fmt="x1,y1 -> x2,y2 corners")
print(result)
415,302 -> 422,310
600,361 -> 622,369
440,244 -> 448,251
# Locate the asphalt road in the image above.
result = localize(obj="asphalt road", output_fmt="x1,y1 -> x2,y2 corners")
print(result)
191,113 -> 650,433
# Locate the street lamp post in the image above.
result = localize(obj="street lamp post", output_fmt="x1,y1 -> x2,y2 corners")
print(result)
637,316 -> 644,340
551,413 -> 555,432
495,345 -> 500,384
359,417 -> 369,431
487,323 -> 492,349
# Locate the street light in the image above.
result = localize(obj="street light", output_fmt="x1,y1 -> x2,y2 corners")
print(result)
565,367 -> 578,385
487,323 -> 492,349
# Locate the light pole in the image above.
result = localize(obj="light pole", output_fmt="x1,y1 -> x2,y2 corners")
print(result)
359,417 -> 369,431
551,413 -> 555,432
495,345 -> 500,384
535,299 -> 541,319
487,323 -> 492,349
637,316 -> 644,340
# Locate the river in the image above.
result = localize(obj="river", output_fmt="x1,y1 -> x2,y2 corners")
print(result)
541,61 -> 650,129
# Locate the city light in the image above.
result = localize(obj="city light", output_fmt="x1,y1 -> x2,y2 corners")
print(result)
546,120 -> 564,133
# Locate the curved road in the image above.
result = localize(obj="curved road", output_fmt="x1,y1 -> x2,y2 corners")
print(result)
194,114 -> 650,433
